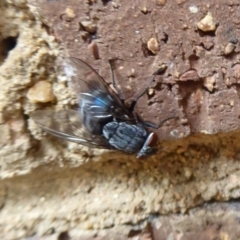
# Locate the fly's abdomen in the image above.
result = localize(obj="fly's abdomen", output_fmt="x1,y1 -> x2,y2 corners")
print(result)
103,122 -> 147,153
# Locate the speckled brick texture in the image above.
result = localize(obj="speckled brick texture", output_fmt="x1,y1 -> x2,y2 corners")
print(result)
1,0 -> 240,239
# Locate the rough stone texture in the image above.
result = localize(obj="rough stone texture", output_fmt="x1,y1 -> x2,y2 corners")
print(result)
1,0 -> 240,239
5,202 -> 240,239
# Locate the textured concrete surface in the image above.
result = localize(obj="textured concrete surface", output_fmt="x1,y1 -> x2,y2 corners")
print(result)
1,0 -> 240,239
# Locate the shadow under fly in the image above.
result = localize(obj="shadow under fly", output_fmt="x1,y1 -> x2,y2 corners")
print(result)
31,57 -> 177,158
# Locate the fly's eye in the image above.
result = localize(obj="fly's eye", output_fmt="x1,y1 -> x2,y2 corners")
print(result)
137,132 -> 158,158
145,132 -> 158,147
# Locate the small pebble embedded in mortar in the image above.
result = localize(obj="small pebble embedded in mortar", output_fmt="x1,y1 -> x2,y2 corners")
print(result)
80,21 -> 97,34
27,81 -> 55,103
179,70 -> 200,81
224,42 -> 235,55
189,5 -> 199,13
197,12 -> 217,32
65,7 -> 76,19
141,7 -> 149,14
148,88 -> 155,96
204,75 -> 216,92
147,38 -> 160,54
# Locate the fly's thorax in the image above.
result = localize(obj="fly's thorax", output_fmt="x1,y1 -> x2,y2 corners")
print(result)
137,132 -> 158,158
102,122 -> 148,153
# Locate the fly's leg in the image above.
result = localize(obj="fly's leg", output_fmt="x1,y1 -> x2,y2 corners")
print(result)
109,59 -> 124,101
128,66 -> 167,112
143,116 -> 178,129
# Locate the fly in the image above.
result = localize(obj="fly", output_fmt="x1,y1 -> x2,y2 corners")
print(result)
31,57 -> 176,158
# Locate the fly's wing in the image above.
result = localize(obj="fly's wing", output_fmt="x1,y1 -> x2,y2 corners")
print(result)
31,109 -> 113,149
63,57 -> 132,121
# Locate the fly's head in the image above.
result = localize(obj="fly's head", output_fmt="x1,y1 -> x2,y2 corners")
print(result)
137,132 -> 158,158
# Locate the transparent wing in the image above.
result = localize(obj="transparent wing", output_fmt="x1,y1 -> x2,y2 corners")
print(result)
63,57 -> 132,120
31,109 -> 113,149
